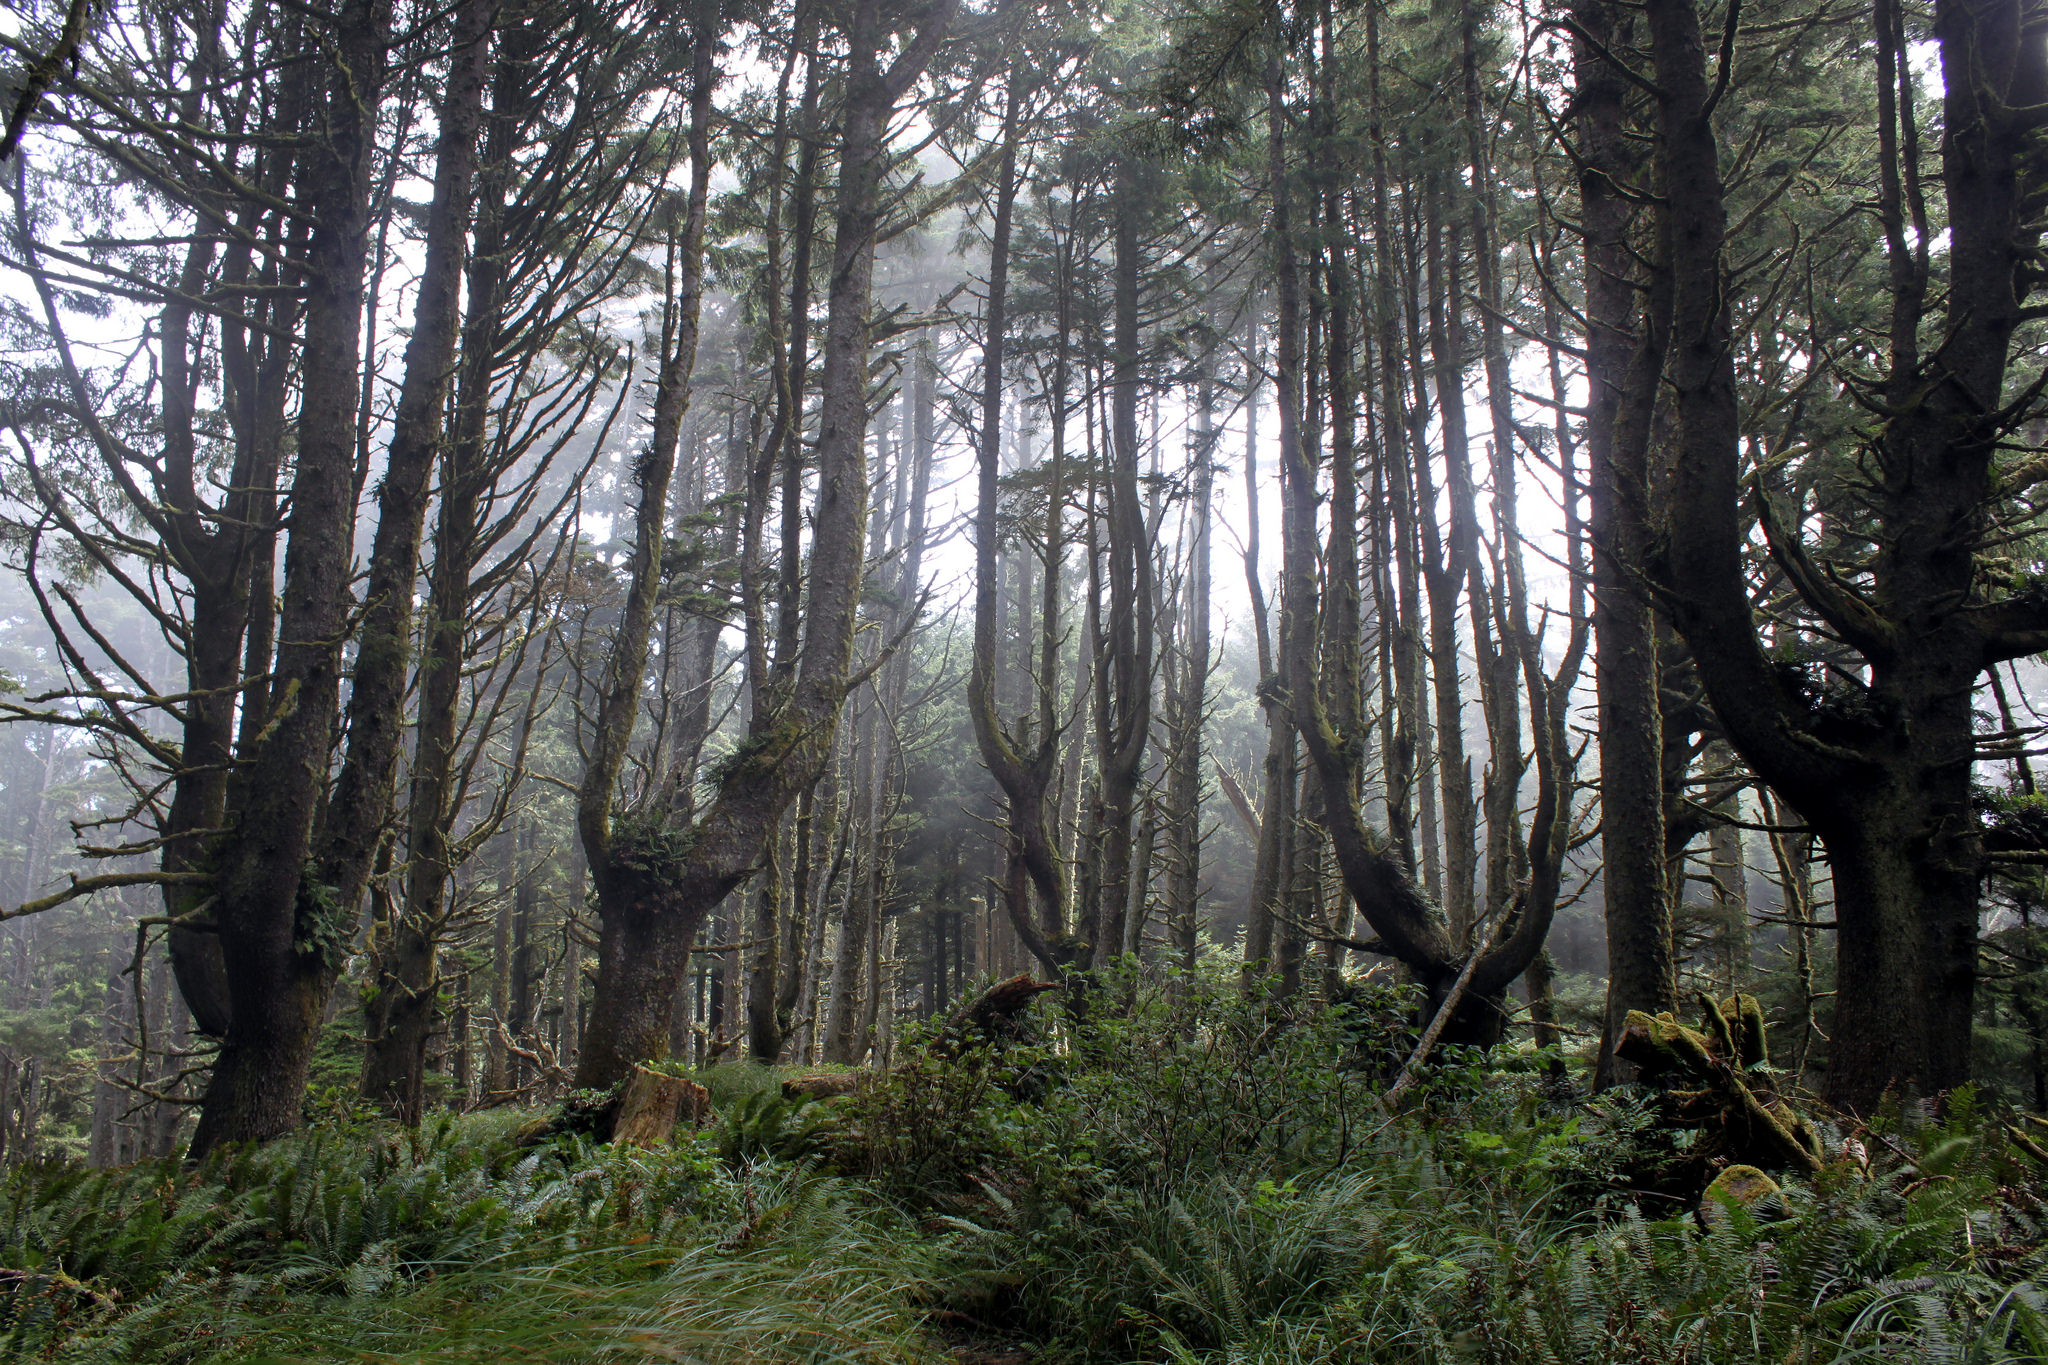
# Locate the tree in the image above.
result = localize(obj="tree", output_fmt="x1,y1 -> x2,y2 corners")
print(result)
573,0 -> 963,1089
1636,0 -> 2048,1109
1566,0 -> 1679,1085
359,0 -> 658,1120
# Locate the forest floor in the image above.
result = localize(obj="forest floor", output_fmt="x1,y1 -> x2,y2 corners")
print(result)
4,972 -> 2045,1363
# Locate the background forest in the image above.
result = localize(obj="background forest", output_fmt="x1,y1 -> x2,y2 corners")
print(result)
1,0 -> 2048,1360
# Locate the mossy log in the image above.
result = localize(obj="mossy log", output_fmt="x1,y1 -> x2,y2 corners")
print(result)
781,1071 -> 862,1103
611,1065 -> 712,1148
1617,993 -> 1823,1176
2007,1121 -> 2048,1169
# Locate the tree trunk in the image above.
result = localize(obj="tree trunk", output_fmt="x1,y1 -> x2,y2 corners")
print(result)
1573,0 -> 1676,1088
189,0 -> 392,1158
360,1 -> 527,1117
1638,0 -> 2047,1110
1166,361 -> 1216,970
1827,726 -> 1981,1103
746,816 -> 787,1061
1087,154 -> 1152,971
316,0 -> 494,938
1419,177 -> 1479,947
1273,2 -> 1571,1043
968,73 -> 1075,973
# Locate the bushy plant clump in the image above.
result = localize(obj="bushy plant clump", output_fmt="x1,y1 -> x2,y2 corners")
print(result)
2,964 -> 2043,1363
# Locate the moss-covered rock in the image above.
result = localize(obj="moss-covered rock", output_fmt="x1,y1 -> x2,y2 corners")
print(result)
1701,1163 -> 1781,1228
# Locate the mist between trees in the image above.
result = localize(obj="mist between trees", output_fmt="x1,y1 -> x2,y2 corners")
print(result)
0,0 -> 2043,1226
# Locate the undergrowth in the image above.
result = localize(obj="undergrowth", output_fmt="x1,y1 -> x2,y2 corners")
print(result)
0,1111 -> 940,1362
3,963 -> 2044,1363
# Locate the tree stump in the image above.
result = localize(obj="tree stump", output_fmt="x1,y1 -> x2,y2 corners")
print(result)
610,1065 -> 712,1149
930,973 -> 1057,1058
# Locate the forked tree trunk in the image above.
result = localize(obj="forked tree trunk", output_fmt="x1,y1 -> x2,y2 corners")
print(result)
1418,178 -> 1479,947
1086,155 -> 1153,969
571,3 -> 722,1088
1269,0 -> 1572,1046
576,0 -> 961,1088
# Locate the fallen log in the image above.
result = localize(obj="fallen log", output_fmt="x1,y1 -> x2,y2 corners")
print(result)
781,1071 -> 863,1103
1617,993 -> 1824,1176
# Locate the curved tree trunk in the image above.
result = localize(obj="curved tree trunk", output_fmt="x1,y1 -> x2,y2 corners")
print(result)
1638,0 -> 2048,1111
1270,0 -> 1573,1046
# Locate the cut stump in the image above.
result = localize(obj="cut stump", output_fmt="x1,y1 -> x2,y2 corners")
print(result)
611,1065 -> 712,1149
